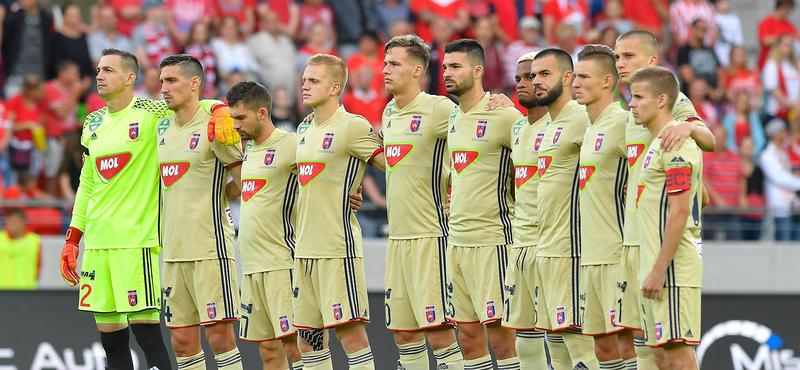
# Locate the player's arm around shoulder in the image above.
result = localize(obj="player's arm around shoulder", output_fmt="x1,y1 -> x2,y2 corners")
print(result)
498,106 -> 524,148
346,115 -> 385,171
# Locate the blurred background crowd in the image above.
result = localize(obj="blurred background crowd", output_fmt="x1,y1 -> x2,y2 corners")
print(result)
0,0 -> 798,244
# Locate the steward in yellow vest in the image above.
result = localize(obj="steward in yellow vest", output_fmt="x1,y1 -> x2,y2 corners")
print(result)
0,209 -> 41,290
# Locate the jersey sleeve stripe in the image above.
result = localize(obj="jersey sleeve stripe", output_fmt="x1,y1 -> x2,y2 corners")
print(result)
614,158 -> 628,238
431,139 -> 449,236
282,174 -> 298,253
497,147 -> 514,245
342,157 -> 360,258
224,161 -> 243,169
212,160 -> 235,318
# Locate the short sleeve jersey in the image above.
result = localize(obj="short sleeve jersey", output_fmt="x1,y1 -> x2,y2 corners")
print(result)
74,98 -> 169,249
448,93 -> 523,247
238,129 -> 298,274
536,100 -> 588,258
295,105 -> 384,258
157,108 -> 244,262
637,121 -> 704,288
510,113 -> 550,248
623,92 -> 704,246
381,92 -> 455,239
579,103 -> 628,265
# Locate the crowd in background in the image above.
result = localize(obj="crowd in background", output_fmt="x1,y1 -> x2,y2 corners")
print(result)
0,0 -> 799,241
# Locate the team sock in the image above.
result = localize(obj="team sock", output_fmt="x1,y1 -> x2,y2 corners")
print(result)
634,338 -> 658,370
214,348 -> 242,370
100,327 -> 134,370
516,330 -> 547,369
347,346 -> 375,370
396,340 -> 429,370
496,357 -> 521,370
464,354 -> 493,370
130,323 -> 172,370
547,333 -> 573,370
301,348 -> 333,370
599,359 -> 627,370
176,351 -> 206,370
625,358 -> 638,370
561,329 -> 599,370
292,359 -> 304,369
433,341 -> 464,370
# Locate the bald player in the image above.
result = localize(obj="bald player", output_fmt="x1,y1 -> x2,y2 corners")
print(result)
444,38 -> 522,370
530,48 -> 599,369
629,66 -> 704,370
573,44 -> 631,370
613,30 -> 714,370
501,51 -> 562,369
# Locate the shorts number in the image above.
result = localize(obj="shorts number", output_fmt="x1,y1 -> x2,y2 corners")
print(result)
240,315 -> 249,338
384,304 -> 391,327
504,298 -> 510,320
617,299 -> 623,323
80,284 -> 92,307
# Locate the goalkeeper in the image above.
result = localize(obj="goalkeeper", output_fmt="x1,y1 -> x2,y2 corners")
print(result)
59,48 -> 239,370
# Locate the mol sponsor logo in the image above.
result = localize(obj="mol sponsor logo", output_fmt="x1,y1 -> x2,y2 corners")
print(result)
241,178 -> 268,203
159,162 -> 191,190
515,164 -> 537,189
451,150 -> 480,177
578,165 -> 597,194
537,155 -> 553,180
298,162 -> 326,188
385,143 -> 414,171
95,153 -> 132,182
627,143 -> 645,168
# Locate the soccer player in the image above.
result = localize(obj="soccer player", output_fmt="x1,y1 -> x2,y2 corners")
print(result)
292,53 -> 386,370
380,35 -> 465,370
502,51 -> 569,370
628,66 -> 704,370
530,48 -> 599,369
573,44 -> 630,370
613,30 -> 715,370
444,38 -> 522,369
156,54 -> 244,370
58,48 -> 238,370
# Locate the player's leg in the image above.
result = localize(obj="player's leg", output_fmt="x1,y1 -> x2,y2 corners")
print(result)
394,331 -> 429,370
257,339 -> 289,370
197,259 -> 242,369
617,329 -> 637,369
551,259 -> 598,369
486,321 -> 520,369
293,258 -> 332,370
163,261 -> 205,369
661,343 -> 697,370
546,333 -> 573,370
329,257 -> 374,369
95,314 -> 134,370
204,322 -> 241,369
130,310 -> 174,370
616,246 -> 650,369
474,245 -> 519,368
650,287 -> 701,370
504,247 -> 546,368
334,321 -> 374,369
425,326 -> 464,370
457,322 -> 492,367
582,264 -> 625,369
447,245 -> 487,363
650,347 -> 671,370
281,335 -> 304,370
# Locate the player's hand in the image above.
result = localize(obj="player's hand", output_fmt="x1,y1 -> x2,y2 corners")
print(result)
641,269 -> 666,300
443,202 -> 450,218
658,122 -> 694,152
349,186 -> 363,213
303,112 -> 315,123
208,104 -> 241,145
486,93 -> 514,111
60,227 -> 82,287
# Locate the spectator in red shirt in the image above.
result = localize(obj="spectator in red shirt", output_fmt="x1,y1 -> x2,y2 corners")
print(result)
670,0 -> 718,48
183,21 -> 218,98
107,0 -> 144,37
426,17 -> 455,97
165,0 -> 215,46
132,0 -> 174,69
758,0 -> 799,69
739,136 -> 765,240
703,125 -> 747,240
688,79 -> 719,128
217,0 -> 256,38
347,31 -> 386,99
409,0 -> 469,43
3,170 -> 51,200
542,0 -> 589,45
341,66 -> 386,130
7,76 -> 45,181
298,22 -> 339,68
621,0 -> 669,40
42,61 -> 89,194
462,0 -> 516,43
723,91 -> 766,159
721,46 -> 763,108
258,0 -> 300,38
474,17 -> 505,93
296,0 -> 334,42
504,17 -> 546,91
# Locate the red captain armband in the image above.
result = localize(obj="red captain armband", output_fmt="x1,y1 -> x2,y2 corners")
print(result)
368,147 -> 384,164
665,167 -> 692,195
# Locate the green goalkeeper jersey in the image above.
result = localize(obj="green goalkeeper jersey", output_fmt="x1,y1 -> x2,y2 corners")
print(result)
70,97 -> 172,249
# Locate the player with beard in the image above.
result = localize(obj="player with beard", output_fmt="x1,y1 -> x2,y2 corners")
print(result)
531,48 -> 599,369
614,30 -> 715,370
444,38 -> 523,370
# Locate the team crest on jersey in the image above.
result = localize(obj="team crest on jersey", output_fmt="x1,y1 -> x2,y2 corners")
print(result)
333,303 -> 343,320
265,149 -> 275,165
410,115 -> 422,132
556,306 -> 565,325
451,150 -> 480,177
157,118 -> 170,135
128,290 -> 138,306
476,120 -> 487,138
515,165 -> 537,189
578,165 -> 597,194
322,133 -> 334,149
385,144 -> 414,171
595,133 -> 605,151
279,315 -> 290,332
128,123 -> 139,140
627,143 -> 645,168
241,178 -> 268,203
636,184 -> 645,209
207,302 -> 217,319
96,153 -> 132,182
486,301 -> 496,319
610,309 -> 617,327
534,133 -> 544,151
655,322 -> 663,340
643,150 -> 655,169
189,133 -> 201,150
553,127 -> 564,143
160,161 -> 191,190
88,115 -> 103,131
425,306 -> 436,323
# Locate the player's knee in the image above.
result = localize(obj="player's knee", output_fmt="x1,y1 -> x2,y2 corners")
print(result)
618,338 -> 637,360
204,322 -> 237,353
335,323 -> 369,353
258,340 -> 286,364
487,328 -> 516,358
424,327 -> 456,350
394,330 -> 425,346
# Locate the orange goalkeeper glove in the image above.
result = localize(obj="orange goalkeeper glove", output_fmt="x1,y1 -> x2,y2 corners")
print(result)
60,227 -> 82,287
207,104 -> 240,145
